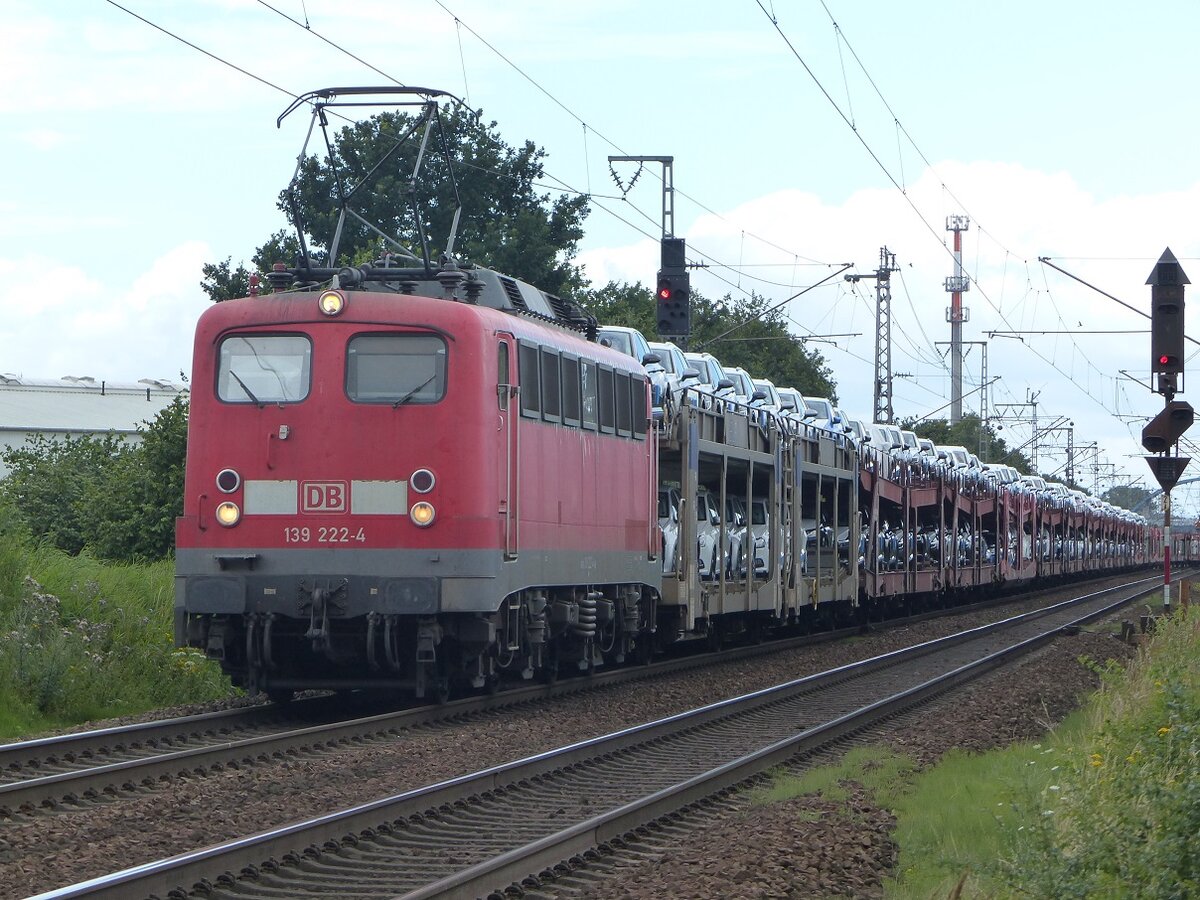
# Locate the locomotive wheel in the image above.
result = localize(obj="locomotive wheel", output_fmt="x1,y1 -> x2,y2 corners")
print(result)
540,648 -> 559,685
635,637 -> 653,666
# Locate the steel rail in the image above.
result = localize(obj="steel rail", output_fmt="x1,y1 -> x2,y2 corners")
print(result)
29,573 -> 1167,900
6,569 -> 1154,816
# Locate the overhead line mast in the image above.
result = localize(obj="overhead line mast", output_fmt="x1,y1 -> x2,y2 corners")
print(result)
846,247 -> 899,424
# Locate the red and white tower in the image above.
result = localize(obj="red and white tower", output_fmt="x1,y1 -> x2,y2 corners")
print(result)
945,215 -> 971,423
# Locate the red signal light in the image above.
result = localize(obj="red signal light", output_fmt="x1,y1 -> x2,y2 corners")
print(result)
1161,354 -> 1171,365
657,280 -> 672,302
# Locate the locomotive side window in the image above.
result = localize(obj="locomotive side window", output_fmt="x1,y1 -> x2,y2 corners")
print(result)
540,347 -> 561,423
580,360 -> 598,430
346,334 -> 447,404
497,342 -> 510,411
561,354 -> 581,426
217,334 -> 312,404
598,366 -> 615,433
518,340 -> 540,418
632,375 -> 648,439
615,370 -> 632,436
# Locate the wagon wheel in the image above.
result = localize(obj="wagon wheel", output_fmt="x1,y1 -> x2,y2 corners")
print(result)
707,618 -> 724,652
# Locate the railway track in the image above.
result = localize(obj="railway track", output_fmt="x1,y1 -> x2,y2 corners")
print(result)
30,573 -> 1165,900
0,569 -> 1160,820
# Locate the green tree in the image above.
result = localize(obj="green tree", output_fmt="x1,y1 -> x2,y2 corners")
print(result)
0,397 -> 189,562
1,433 -> 129,555
204,108 -> 589,301
1104,484 -> 1158,517
200,257 -> 253,303
82,396 -> 189,561
279,107 -> 588,292
584,283 -> 837,399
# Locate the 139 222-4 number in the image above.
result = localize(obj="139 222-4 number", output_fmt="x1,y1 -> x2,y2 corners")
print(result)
284,526 -> 367,544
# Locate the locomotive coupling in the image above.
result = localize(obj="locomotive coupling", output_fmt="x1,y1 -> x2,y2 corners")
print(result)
300,579 -> 348,655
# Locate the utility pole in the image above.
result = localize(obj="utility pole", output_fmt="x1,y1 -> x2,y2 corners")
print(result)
945,215 -> 971,423
1036,421 -> 1076,482
846,247 -> 900,424
994,390 -> 1040,469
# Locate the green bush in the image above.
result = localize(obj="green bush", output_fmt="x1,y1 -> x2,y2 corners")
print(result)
1001,611 -> 1200,898
0,394 -> 188,563
0,541 -> 232,736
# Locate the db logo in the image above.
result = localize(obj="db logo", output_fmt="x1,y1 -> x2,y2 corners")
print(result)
301,481 -> 348,513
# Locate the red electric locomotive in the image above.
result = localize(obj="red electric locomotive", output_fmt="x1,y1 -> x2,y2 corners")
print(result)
176,264 -> 661,699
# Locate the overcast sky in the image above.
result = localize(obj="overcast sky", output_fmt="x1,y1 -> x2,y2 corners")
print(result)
6,0 -> 1200,511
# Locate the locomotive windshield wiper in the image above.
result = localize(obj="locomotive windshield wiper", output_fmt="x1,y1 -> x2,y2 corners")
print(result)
230,370 -> 264,407
394,375 -> 436,408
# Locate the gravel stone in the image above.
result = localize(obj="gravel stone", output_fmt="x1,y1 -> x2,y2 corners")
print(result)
0,587 -> 1140,900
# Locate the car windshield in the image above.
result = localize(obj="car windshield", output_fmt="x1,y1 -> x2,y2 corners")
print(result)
599,330 -> 634,357
652,345 -> 685,375
807,398 -> 833,419
754,381 -> 779,403
725,370 -> 752,395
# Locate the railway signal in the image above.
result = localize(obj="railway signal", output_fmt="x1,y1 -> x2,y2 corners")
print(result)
1141,400 -> 1194,454
656,237 -> 691,342
1149,248 -> 1189,398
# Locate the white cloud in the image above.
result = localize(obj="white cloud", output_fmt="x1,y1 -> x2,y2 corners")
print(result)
580,161 -> 1200,487
0,242 -> 213,384
18,128 -> 73,150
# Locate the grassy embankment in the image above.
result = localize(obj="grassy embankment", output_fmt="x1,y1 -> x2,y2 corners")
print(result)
0,533 -> 232,740
755,609 -> 1200,898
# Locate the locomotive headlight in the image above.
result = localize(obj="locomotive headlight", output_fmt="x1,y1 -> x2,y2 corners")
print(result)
410,501 -> 436,527
215,501 -> 241,527
318,290 -> 345,316
215,468 -> 241,493
409,468 -> 436,494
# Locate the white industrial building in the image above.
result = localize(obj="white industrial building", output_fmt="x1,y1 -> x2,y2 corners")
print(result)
0,375 -> 188,477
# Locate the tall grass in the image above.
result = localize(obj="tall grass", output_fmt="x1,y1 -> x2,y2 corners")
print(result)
882,611 -> 1200,899
0,519 -> 232,738
997,609 -> 1200,898
747,611 -> 1200,899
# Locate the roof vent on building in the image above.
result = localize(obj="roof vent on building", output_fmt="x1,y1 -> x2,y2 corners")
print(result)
138,378 -> 176,390
62,376 -> 97,385
0,373 -> 21,385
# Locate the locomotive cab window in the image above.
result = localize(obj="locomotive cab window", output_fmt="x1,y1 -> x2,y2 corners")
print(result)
346,334 -> 447,404
217,334 -> 312,404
